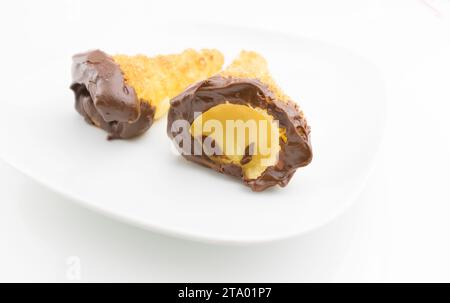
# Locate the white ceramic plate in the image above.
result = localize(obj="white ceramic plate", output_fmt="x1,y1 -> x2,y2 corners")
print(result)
0,24 -> 386,244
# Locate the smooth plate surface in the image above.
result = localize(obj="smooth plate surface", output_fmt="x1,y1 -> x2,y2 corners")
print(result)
0,25 -> 386,244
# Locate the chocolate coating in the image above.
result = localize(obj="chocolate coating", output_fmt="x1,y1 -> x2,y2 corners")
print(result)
167,75 -> 313,191
70,50 -> 155,139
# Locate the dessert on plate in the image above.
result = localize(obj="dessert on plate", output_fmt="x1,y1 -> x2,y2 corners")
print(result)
70,49 -> 224,139
167,51 -> 313,191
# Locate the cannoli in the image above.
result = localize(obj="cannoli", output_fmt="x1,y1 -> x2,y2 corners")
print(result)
167,51 -> 312,191
70,49 -> 224,139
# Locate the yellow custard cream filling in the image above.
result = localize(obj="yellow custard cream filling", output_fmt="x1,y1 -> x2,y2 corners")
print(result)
190,103 -> 281,180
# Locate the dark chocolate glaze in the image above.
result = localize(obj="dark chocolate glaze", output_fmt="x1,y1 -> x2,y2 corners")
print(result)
167,75 -> 313,192
70,50 -> 155,139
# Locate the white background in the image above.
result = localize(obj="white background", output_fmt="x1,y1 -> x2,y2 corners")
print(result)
0,0 -> 450,282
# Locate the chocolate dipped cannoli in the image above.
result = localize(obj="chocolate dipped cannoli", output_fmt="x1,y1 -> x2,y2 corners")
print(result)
167,51 -> 312,191
70,49 -> 224,139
